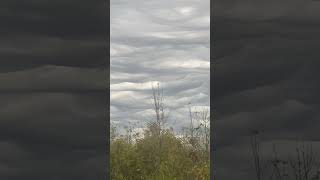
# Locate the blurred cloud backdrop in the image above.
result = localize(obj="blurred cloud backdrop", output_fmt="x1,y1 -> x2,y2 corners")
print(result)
213,0 -> 320,179
0,0 -> 107,179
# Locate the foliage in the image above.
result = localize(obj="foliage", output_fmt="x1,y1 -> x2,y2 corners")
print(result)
110,83 -> 210,180
110,124 -> 210,180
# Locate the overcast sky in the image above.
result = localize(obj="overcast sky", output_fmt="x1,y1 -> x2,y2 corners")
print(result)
214,0 -> 320,179
0,0 -> 107,179
110,0 -> 210,132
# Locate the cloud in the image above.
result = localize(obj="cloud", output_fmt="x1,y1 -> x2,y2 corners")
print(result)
111,81 -> 160,91
0,0 -> 107,179
213,0 -> 320,20
110,0 -> 210,133
213,3 -> 320,178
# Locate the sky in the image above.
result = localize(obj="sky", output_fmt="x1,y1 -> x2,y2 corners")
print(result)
213,0 -> 320,179
2,0 -> 320,179
110,0 -> 210,133
0,0 -> 107,179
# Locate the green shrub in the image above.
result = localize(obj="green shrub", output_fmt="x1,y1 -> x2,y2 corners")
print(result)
110,126 -> 210,180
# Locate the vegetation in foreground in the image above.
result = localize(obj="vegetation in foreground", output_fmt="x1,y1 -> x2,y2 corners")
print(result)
110,84 -> 210,180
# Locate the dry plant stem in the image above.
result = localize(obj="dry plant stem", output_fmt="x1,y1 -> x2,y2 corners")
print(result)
251,132 -> 263,180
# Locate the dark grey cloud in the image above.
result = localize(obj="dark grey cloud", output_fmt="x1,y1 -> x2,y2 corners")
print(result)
0,0 -> 107,38
0,36 -> 107,72
0,66 -> 106,93
0,0 -> 107,179
213,0 -> 320,20
213,1 -> 320,179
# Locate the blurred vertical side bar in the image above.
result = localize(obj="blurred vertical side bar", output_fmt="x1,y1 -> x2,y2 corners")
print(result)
210,0 -> 215,179
107,0 -> 110,179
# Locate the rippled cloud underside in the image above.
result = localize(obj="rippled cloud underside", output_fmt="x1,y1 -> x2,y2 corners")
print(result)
110,0 -> 210,132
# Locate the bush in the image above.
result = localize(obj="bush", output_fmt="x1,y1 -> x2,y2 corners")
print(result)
110,126 -> 210,180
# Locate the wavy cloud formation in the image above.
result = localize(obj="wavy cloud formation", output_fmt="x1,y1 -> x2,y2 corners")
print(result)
111,0 -> 210,132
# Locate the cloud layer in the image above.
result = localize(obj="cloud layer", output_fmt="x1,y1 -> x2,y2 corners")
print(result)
213,0 -> 320,179
0,0 -> 107,179
111,0 -> 210,132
